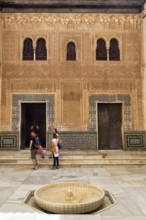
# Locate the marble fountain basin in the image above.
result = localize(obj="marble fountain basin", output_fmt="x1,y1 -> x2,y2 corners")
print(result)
34,182 -> 105,214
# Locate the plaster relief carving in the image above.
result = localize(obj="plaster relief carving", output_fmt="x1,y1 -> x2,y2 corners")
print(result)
1,14 -> 142,30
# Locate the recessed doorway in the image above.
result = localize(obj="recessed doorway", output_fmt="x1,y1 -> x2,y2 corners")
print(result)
21,103 -> 46,149
98,103 -> 123,150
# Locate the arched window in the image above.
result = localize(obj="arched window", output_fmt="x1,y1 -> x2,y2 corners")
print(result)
67,42 -> 76,61
23,38 -> 34,60
109,39 -> 120,61
36,38 -> 47,60
96,39 -> 107,61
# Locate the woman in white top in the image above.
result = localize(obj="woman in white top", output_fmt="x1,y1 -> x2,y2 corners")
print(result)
52,133 -> 59,169
54,128 -> 62,150
54,128 -> 59,137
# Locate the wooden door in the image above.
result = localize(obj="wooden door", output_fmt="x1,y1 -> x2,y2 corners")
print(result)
98,103 -> 122,150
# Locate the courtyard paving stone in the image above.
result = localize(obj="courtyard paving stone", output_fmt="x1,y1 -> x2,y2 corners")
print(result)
0,166 -> 146,220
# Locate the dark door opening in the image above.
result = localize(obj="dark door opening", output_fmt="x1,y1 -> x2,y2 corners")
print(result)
98,103 -> 122,150
21,103 -> 46,149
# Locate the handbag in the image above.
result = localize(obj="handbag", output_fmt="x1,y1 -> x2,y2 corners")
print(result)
50,142 -> 56,153
37,146 -> 43,155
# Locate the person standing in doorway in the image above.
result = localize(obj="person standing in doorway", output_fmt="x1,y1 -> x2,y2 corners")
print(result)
31,121 -> 39,135
52,133 -> 59,169
29,131 -> 38,170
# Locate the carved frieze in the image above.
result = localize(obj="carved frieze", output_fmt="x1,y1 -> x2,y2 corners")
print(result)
0,13 -> 142,30
10,80 -> 55,92
89,80 -> 133,91
2,64 -> 141,79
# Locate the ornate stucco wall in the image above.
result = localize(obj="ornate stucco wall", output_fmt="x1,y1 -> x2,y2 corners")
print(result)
0,13 -> 144,134
0,20 -> 2,131
143,3 -> 146,130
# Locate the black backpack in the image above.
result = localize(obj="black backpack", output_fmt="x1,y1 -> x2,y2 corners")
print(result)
57,142 -> 62,150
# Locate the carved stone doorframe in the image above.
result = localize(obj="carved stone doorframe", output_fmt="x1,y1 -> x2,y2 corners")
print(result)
12,94 -> 55,149
89,94 -> 132,149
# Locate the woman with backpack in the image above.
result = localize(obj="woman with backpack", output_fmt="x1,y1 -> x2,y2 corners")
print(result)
51,133 -> 59,169
54,128 -> 62,150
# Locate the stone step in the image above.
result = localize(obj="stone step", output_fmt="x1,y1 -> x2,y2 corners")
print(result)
1,154 -> 146,158
60,154 -> 146,159
0,150 -> 146,167
0,158 -> 146,166
1,153 -> 146,160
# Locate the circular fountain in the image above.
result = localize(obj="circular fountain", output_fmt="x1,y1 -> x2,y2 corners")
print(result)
34,182 -> 105,214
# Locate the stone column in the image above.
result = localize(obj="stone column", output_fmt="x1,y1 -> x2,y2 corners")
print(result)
143,3 -> 146,130
0,20 -> 2,130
